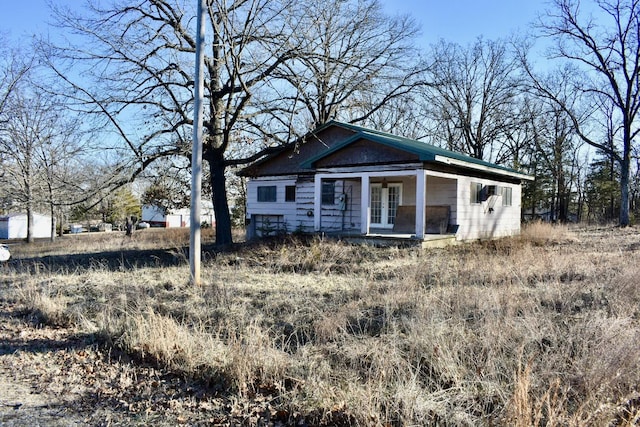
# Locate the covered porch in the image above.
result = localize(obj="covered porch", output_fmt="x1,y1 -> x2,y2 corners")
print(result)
311,168 -> 459,240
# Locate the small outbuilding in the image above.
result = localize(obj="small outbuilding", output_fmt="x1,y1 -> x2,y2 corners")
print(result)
240,121 -> 533,243
0,213 -> 54,240
141,203 -> 216,228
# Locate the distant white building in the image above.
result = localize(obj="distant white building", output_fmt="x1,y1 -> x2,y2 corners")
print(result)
0,213 -> 53,239
141,202 -> 215,228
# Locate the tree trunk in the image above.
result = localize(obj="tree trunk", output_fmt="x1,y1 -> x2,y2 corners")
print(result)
550,181 -> 556,222
26,204 -> 34,243
49,201 -> 56,242
206,150 -> 233,246
619,154 -> 631,227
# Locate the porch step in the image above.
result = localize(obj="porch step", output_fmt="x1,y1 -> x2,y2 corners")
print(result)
421,235 -> 458,249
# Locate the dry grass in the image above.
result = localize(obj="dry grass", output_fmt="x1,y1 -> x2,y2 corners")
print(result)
2,224 -> 640,425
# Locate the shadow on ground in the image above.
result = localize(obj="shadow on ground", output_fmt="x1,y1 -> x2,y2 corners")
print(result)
4,247 -> 193,272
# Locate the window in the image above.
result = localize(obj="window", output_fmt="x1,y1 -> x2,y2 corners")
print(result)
285,185 -> 296,202
501,186 -> 512,206
257,185 -> 277,202
470,182 -> 482,204
321,181 -> 335,205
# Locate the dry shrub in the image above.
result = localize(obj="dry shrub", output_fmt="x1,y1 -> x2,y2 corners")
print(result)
18,281 -> 74,327
28,292 -> 72,327
106,307 -> 296,397
113,309 -> 230,384
507,358 -> 567,427
519,221 -> 575,245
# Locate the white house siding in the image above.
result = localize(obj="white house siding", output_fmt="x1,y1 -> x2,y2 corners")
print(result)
294,178 -> 315,232
317,180 -> 346,233
293,178 -> 362,234
246,177 -> 299,236
455,176 -> 521,240
246,172 -> 522,241
342,179 -> 362,232
246,177 -> 365,237
426,176 -> 458,226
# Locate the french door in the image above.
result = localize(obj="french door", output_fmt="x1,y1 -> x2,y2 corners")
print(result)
370,183 -> 402,228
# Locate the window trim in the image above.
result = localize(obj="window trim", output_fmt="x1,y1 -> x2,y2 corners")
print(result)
470,182 -> 482,204
257,185 -> 277,203
321,180 -> 336,205
285,185 -> 296,202
501,186 -> 513,207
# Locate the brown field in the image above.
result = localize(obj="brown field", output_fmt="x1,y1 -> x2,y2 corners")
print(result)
1,224 -> 639,426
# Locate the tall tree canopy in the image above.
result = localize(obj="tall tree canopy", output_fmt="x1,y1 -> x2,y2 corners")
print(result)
44,0 -> 426,245
526,0 -> 640,226
277,0 -> 427,131
423,38 -> 523,162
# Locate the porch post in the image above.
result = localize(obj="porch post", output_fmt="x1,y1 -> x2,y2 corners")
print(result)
415,169 -> 426,238
360,174 -> 370,234
314,175 -> 322,231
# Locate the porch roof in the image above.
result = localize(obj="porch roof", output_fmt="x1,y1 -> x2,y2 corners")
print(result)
303,121 -> 533,180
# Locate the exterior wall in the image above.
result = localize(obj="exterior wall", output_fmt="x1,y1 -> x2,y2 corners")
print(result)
294,178 -> 315,233
246,176 -> 299,237
343,178 -> 362,231
166,214 -> 187,228
246,176 -> 364,238
0,213 -> 53,239
426,176 -> 458,226
142,205 -> 167,226
246,172 -> 523,241
455,176 -> 522,240
297,178 -> 362,234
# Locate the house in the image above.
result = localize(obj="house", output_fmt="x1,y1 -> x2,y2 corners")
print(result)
141,203 -> 216,228
240,121 -> 533,242
0,212 -> 53,239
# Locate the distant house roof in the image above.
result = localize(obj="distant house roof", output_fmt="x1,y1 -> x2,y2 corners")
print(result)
242,121 -> 533,181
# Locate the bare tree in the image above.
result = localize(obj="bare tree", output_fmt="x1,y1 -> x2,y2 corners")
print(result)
0,78 -> 95,241
0,36 -> 31,186
526,0 -> 640,226
275,0 -> 427,132
44,0 -> 429,245
0,37 -> 30,122
35,112 -> 89,241
423,38 -> 523,162
632,146 -> 640,218
531,98 -> 584,222
43,0 -> 306,246
1,91 -> 45,241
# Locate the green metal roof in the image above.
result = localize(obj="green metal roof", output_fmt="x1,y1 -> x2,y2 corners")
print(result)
301,120 -> 529,178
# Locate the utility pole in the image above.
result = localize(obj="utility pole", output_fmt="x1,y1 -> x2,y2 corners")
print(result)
189,0 -> 206,286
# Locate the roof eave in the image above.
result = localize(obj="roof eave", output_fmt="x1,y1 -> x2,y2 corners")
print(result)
434,155 -> 534,181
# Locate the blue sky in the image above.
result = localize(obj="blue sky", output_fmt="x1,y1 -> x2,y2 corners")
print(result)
382,0 -> 545,45
1,0 -> 547,47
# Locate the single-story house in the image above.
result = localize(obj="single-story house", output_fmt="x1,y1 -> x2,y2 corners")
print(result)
240,121 -> 534,242
141,203 -> 216,228
0,212 -> 53,239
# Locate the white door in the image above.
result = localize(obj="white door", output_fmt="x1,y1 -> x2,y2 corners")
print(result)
370,183 -> 402,228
